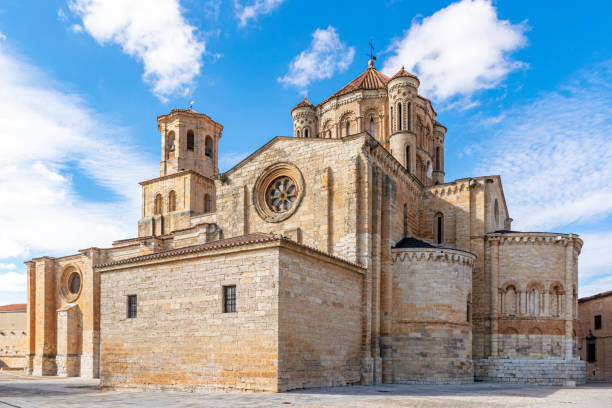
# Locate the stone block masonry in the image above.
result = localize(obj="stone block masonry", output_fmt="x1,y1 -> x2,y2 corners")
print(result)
474,358 -> 585,385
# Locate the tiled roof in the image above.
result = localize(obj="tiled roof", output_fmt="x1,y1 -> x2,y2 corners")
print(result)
393,237 -> 435,249
328,67 -> 390,100
579,290 -> 612,303
292,98 -> 314,110
0,304 -> 26,312
95,233 -> 365,270
391,66 -> 418,81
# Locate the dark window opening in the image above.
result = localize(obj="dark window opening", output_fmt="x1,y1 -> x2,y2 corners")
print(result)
435,146 -> 441,171
205,136 -> 213,157
436,214 -> 443,244
127,295 -> 137,319
587,342 -> 596,362
187,130 -> 195,151
595,315 -> 602,330
398,103 -> 403,131
69,273 -> 80,295
223,285 -> 236,313
406,145 -> 411,172
370,118 -> 375,137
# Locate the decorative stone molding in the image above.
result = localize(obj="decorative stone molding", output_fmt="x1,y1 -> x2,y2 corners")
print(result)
58,264 -> 83,303
252,162 -> 305,223
486,233 -> 583,250
391,248 -> 476,266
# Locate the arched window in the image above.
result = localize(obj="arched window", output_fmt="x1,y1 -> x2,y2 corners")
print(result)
346,121 -> 351,136
529,287 -> 540,316
551,285 -> 563,317
370,118 -> 375,137
434,212 -> 444,244
168,190 -> 176,212
304,128 -> 309,138
167,131 -> 176,157
187,129 -> 195,151
405,145 -> 411,172
435,146 -> 441,171
154,193 -> 163,215
397,103 -> 403,130
205,136 -> 213,157
503,285 -> 518,315
406,103 -> 411,130
494,199 -> 500,227
390,107 -> 393,132
204,193 -> 211,213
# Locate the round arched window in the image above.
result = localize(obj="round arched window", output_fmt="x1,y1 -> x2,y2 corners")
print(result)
69,273 -> 81,294
494,199 -> 500,226
266,176 -> 298,213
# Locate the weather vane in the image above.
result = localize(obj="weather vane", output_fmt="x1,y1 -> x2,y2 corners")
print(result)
369,39 -> 376,62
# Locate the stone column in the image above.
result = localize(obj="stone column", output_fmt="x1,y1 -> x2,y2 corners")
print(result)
564,238 -> 575,359
490,237 -> 500,357
25,262 -> 36,375
370,165 -> 383,384
380,175 -> 394,383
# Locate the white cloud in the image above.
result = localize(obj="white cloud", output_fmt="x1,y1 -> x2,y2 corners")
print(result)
69,0 -> 205,100
473,61 -> 612,296
0,272 -> 26,293
57,8 -> 68,22
0,263 -> 16,270
234,0 -> 285,27
382,0 -> 527,103
71,24 -> 83,33
0,43 -> 154,262
278,26 -> 355,93
477,61 -> 612,233
0,32 -> 6,41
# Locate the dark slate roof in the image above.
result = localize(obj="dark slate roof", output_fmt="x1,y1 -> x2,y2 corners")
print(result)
393,237 -> 435,249
491,230 -> 520,234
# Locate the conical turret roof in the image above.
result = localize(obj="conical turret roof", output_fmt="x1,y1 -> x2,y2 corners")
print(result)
391,66 -> 419,81
292,97 -> 315,111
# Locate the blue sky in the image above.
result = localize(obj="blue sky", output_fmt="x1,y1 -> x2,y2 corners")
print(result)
0,0 -> 611,303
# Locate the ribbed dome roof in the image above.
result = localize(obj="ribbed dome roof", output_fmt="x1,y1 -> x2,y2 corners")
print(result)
328,66 -> 390,99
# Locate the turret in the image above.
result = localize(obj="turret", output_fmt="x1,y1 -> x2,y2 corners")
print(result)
291,98 -> 317,138
433,121 -> 446,185
388,66 -> 419,174
157,108 -> 223,178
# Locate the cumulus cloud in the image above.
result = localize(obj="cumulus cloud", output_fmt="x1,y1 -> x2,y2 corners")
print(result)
477,61 -> 612,233
0,32 -> 6,41
234,0 -> 285,27
0,43 -> 153,262
69,0 -> 205,100
278,26 -> 355,93
382,0 -> 527,104
474,61 -> 612,295
0,272 -> 26,293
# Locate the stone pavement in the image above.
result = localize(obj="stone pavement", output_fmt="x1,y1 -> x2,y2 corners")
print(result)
0,371 -> 611,408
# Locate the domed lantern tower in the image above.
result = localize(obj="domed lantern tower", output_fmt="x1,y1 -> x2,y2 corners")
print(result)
291,98 -> 317,138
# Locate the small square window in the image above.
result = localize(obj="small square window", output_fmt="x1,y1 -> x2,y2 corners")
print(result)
594,315 -> 602,330
223,285 -> 236,313
127,295 -> 137,319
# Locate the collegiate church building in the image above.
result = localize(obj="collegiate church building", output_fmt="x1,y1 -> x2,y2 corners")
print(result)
25,59 -> 585,391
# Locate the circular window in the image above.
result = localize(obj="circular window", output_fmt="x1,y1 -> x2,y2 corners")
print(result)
59,266 -> 82,302
266,176 -> 299,213
69,273 -> 81,295
253,162 -> 305,222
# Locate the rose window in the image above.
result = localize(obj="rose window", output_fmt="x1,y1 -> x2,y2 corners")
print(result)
266,176 -> 298,213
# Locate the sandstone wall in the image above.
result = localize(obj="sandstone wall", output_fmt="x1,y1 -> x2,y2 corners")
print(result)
390,248 -> 475,383
278,248 -> 363,391
99,243 -> 280,391
0,310 -> 27,369
578,293 -> 612,381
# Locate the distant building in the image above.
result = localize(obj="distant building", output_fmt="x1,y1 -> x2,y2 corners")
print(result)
578,290 -> 612,381
24,59 -> 585,391
0,304 -> 27,370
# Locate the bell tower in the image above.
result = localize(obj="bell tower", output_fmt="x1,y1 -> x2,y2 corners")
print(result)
158,108 -> 223,178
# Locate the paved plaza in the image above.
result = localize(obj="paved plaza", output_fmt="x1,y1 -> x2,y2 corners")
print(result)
0,372 -> 610,408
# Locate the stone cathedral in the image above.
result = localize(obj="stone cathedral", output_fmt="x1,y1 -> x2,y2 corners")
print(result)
24,59 -> 585,391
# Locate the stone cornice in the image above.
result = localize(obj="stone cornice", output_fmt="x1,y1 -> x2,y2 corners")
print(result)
391,247 -> 476,266
139,169 -> 214,187
486,232 -> 583,251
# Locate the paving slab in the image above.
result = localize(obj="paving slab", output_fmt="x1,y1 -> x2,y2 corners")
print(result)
0,372 -> 611,408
